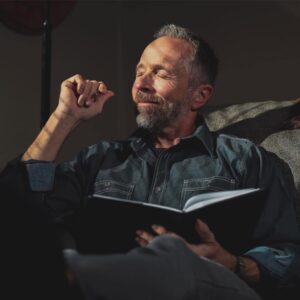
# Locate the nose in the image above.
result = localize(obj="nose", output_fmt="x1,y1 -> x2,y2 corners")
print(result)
134,73 -> 154,93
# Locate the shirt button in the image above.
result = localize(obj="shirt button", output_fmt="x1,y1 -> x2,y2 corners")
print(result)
155,186 -> 161,193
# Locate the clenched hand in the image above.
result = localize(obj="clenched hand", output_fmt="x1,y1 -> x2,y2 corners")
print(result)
56,74 -> 114,122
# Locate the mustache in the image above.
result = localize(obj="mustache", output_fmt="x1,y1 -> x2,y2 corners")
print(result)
136,91 -> 163,104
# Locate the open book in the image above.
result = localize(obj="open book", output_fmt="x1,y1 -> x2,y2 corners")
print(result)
69,188 -> 267,255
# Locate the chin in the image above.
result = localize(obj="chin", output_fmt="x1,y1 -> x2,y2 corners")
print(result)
136,114 -> 154,128
136,113 -> 168,133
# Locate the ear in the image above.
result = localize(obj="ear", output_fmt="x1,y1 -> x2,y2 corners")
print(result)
191,84 -> 213,111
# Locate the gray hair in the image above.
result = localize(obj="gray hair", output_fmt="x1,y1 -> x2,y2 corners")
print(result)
154,24 -> 219,86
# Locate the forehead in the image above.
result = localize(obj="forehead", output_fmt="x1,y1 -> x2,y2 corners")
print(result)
138,37 -> 193,68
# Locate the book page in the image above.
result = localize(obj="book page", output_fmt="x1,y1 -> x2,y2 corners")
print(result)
183,188 -> 261,212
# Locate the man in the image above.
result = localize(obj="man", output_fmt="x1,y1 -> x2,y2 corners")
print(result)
13,24 -> 300,299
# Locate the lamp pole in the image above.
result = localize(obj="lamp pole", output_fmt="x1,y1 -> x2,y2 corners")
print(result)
40,0 -> 52,128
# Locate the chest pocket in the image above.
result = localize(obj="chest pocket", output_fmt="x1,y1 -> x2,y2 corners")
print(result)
94,180 -> 134,199
181,176 -> 236,206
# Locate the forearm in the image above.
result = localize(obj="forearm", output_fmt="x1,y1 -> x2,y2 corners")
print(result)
22,111 -> 80,162
22,75 -> 113,162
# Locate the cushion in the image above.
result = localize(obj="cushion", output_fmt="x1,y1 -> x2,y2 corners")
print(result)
204,99 -> 300,144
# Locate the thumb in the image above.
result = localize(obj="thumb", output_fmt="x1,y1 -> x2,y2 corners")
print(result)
84,90 -> 114,108
195,219 -> 215,243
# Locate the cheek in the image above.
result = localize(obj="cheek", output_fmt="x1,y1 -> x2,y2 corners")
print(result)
156,81 -> 182,100
154,80 -> 174,95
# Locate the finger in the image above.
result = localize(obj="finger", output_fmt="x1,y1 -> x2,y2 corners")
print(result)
136,230 -> 155,243
74,74 -> 85,94
84,80 -> 100,106
60,77 -> 82,104
89,80 -> 100,97
151,225 -> 183,242
135,236 -> 148,247
195,219 -> 215,242
65,74 -> 85,94
101,90 -> 115,101
78,80 -> 93,107
98,81 -> 108,93
86,82 -> 114,107
92,90 -> 115,111
62,80 -> 75,91
151,224 -> 168,235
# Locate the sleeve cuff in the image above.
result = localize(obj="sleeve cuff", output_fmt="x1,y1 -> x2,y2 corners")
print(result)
244,246 -> 294,279
24,160 -> 56,191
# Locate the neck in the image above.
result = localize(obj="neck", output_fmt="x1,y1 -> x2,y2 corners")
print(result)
153,114 -> 197,149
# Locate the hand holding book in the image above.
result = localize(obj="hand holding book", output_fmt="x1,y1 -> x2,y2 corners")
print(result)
136,218 -> 238,272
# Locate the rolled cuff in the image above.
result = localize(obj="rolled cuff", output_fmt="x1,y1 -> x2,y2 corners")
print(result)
25,160 -> 56,191
245,246 -> 294,280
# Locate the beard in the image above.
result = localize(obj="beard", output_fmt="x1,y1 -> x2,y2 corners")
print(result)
135,90 -> 189,133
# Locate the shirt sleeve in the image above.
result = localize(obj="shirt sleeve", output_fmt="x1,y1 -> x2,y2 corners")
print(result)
242,144 -> 300,291
244,246 -> 295,280
28,145 -> 102,223
24,160 -> 56,191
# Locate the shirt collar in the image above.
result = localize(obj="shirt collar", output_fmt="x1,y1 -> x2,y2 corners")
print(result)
129,114 -> 215,157
180,114 -> 215,157
129,128 -> 152,151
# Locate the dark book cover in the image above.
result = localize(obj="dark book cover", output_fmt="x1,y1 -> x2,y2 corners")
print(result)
69,188 -> 267,255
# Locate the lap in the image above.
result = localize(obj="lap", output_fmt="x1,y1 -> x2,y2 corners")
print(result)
65,235 -> 261,300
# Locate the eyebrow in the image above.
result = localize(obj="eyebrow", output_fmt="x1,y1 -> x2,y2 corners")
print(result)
135,63 -> 171,72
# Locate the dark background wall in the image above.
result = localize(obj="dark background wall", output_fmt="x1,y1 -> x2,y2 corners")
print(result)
0,0 -> 299,169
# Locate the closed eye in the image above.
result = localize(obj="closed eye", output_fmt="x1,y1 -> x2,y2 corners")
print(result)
136,71 -> 144,77
135,65 -> 145,77
156,70 -> 174,79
